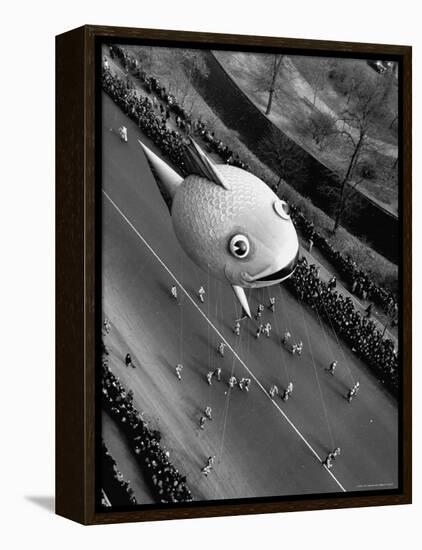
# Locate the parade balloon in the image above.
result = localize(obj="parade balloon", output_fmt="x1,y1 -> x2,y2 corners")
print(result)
138,138 -> 299,318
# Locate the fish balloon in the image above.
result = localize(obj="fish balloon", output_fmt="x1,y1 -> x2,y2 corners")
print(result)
138,138 -> 299,318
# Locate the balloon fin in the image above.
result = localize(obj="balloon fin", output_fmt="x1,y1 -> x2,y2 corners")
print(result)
138,140 -> 183,208
183,138 -> 231,190
232,285 -> 251,319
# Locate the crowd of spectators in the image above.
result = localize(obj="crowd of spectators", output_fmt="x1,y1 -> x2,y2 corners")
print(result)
101,442 -> 138,507
286,202 -> 398,319
287,257 -> 398,394
102,67 -> 187,174
107,44 -> 248,169
102,362 -> 193,504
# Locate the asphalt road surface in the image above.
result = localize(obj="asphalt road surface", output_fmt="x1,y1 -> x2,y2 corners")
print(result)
101,92 -> 398,503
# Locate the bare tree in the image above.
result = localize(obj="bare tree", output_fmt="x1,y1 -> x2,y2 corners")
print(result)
331,75 -> 387,232
259,128 -> 307,192
250,54 -> 285,116
265,54 -> 284,115
302,57 -> 334,106
306,110 -> 336,148
163,49 -> 209,108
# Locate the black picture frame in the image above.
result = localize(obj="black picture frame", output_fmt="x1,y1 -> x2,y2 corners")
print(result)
56,25 -> 412,525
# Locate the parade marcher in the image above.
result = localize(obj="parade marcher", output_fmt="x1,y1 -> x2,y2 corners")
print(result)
125,353 -> 135,368
331,447 -> 341,460
214,367 -> 222,382
206,371 -> 214,386
204,406 -> 212,420
198,286 -> 206,303
228,376 -> 237,388
327,360 -> 338,375
264,322 -> 272,338
308,236 -> 314,253
175,364 -> 183,380
282,330 -> 291,346
118,125 -> 128,142
282,382 -> 294,401
170,285 -> 178,301
218,342 -> 226,358
269,385 -> 279,399
201,458 -> 215,476
255,324 -> 264,339
255,304 -> 264,321
346,381 -> 360,402
199,416 -> 206,430
233,321 -> 241,336
295,341 -> 303,355
268,297 -> 276,313
323,447 -> 341,469
103,318 -> 111,334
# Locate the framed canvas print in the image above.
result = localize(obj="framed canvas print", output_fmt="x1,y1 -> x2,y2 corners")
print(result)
56,25 -> 412,525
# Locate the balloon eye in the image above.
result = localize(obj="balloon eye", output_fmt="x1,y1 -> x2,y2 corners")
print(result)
229,235 -> 250,259
273,199 -> 290,220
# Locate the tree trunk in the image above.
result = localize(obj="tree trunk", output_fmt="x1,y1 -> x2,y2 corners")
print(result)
333,132 -> 365,233
265,89 -> 275,115
265,55 -> 283,115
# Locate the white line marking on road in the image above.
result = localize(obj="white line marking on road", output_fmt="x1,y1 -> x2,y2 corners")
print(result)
103,190 -> 347,493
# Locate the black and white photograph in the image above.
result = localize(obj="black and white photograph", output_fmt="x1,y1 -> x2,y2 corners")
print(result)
99,40 -> 402,510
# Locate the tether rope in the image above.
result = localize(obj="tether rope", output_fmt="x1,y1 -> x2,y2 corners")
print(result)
298,299 -> 336,449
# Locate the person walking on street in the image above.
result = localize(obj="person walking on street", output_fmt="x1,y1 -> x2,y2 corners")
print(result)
228,376 -> 237,388
198,286 -> 206,303
199,416 -> 206,430
175,364 -> 183,380
206,371 -> 214,385
269,384 -> 279,399
218,342 -> 226,358
204,406 -> 212,420
255,304 -> 264,321
103,318 -> 111,334
239,377 -> 251,391
323,447 -> 341,469
214,367 -> 222,382
346,382 -> 360,402
268,297 -> 276,313
201,455 -> 216,476
282,382 -> 294,401
327,360 -> 337,375
282,330 -> 291,346
170,285 -> 178,301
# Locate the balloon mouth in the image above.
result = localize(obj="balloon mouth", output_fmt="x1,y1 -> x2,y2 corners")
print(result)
225,248 -> 299,288
255,249 -> 299,282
